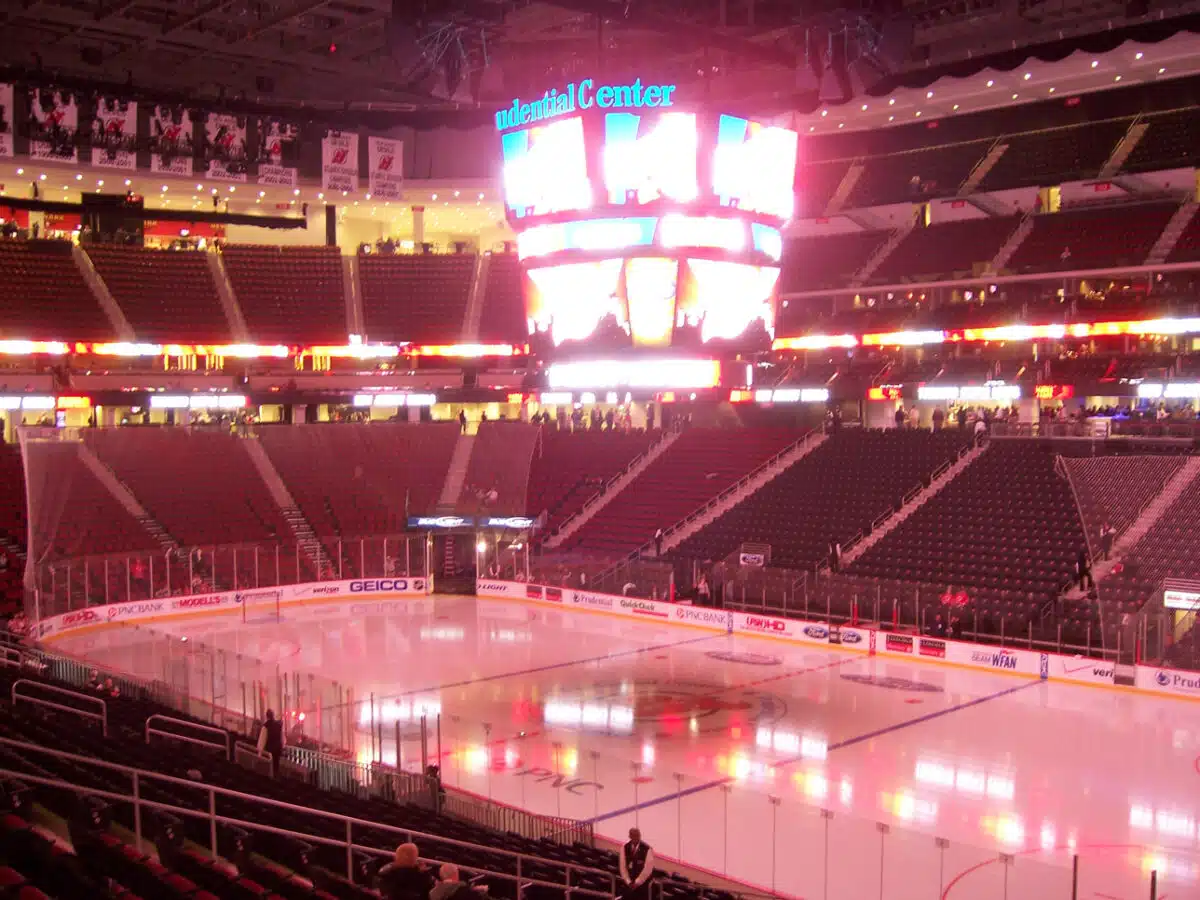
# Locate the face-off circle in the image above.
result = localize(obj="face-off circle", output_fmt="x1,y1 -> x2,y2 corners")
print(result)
840,673 -> 943,693
705,650 -> 783,666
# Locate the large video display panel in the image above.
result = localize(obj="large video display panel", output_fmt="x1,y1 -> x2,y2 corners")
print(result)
526,259 -> 627,348
602,111 -> 699,206
625,258 -> 680,348
676,259 -> 779,347
501,116 -> 592,220
712,115 -> 798,221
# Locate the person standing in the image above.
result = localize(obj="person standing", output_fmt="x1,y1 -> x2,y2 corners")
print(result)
654,528 -> 664,558
257,709 -> 284,777
1100,522 -> 1116,560
1076,548 -> 1094,592
619,828 -> 655,900
828,538 -> 841,574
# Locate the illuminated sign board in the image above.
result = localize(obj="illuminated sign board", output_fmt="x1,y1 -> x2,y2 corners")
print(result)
495,79 -> 678,130
547,359 -> 720,390
484,517 -> 536,529
1034,384 -> 1074,400
408,516 -> 472,529
917,384 -> 1021,402
352,393 -> 437,408
753,388 -> 828,404
1138,382 -> 1200,399
517,218 -> 657,260
1165,589 -> 1200,611
868,386 -> 904,401
516,215 -> 777,263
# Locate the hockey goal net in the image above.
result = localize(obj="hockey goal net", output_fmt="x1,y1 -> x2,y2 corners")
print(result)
240,589 -> 283,623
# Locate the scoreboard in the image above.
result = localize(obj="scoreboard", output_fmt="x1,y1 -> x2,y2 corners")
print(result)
497,79 -> 798,354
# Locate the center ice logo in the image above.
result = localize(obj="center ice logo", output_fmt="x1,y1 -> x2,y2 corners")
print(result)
575,679 -> 786,738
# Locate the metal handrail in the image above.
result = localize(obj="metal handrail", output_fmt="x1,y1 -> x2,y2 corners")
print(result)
442,788 -> 593,847
619,431 -> 818,567
145,714 -> 232,760
0,646 -> 21,669
234,740 -> 272,766
550,430 -> 673,539
0,735 -> 617,890
11,679 -> 108,736
0,765 -> 613,900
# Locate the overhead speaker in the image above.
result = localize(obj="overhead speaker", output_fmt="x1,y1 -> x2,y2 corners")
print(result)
848,56 -> 889,95
387,20 -> 427,73
795,28 -> 824,94
818,31 -> 853,104
875,16 -> 914,72
475,63 -> 505,101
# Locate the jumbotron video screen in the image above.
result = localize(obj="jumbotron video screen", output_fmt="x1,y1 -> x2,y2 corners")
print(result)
496,79 -> 797,353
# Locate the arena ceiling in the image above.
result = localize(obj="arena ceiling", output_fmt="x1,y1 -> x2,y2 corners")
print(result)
1,0 -> 1199,119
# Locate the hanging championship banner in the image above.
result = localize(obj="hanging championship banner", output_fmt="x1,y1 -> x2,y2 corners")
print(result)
322,130 -> 358,192
0,84 -> 12,158
205,112 -> 249,182
257,117 -> 298,187
28,88 -> 78,162
150,105 -> 194,176
91,96 -> 137,170
368,136 -> 403,200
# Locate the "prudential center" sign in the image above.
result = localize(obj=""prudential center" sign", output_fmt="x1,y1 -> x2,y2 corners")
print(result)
495,78 -> 678,131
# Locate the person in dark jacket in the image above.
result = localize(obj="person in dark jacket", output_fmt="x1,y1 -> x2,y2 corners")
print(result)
619,828 -> 655,900
377,843 -> 435,900
1076,548 -> 1094,591
257,709 -> 284,776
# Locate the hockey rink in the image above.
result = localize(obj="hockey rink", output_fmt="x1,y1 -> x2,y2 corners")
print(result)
49,592 -> 1200,900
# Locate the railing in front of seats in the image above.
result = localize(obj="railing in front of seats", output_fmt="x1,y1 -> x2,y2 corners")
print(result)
441,786 -> 595,848
11,678 -> 107,736
145,713 -> 232,759
283,743 -> 431,806
0,735 -> 618,897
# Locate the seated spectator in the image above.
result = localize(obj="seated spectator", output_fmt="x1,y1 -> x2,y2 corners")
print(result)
378,843 -> 435,900
431,864 -> 478,900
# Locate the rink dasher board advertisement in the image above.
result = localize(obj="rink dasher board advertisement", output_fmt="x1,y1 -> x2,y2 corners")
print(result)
36,577 -> 431,639
475,580 -> 1133,691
